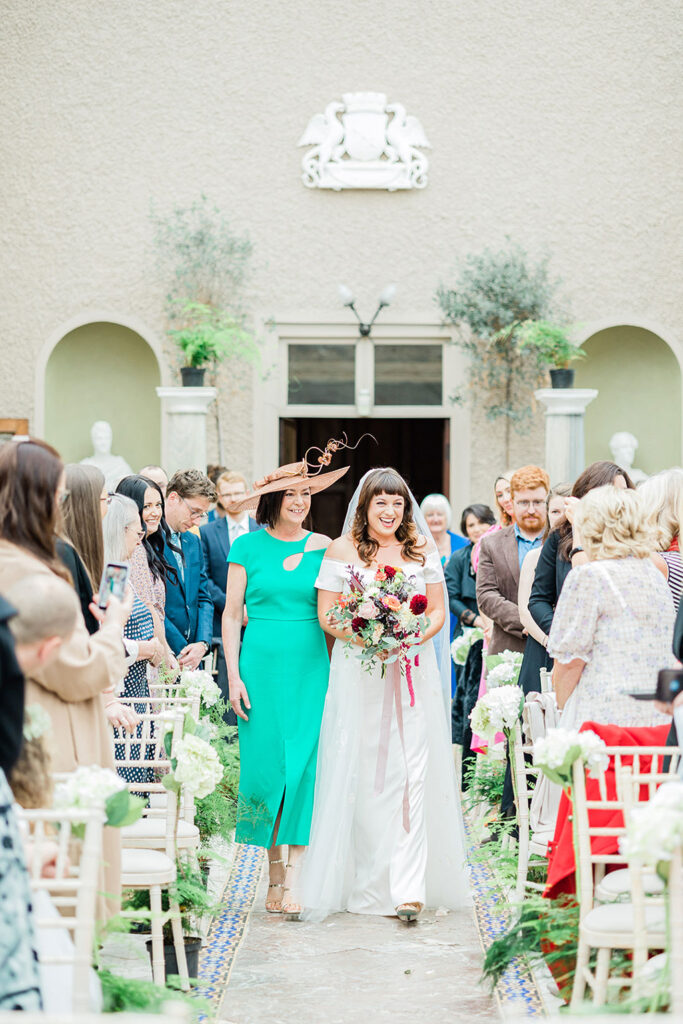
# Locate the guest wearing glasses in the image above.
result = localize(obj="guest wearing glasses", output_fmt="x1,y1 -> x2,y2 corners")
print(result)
163,469 -> 216,670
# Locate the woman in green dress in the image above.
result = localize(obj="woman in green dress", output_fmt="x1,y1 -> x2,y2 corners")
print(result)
223,449 -> 349,919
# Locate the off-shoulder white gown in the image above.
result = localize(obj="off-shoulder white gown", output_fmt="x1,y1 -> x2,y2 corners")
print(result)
300,552 -> 470,920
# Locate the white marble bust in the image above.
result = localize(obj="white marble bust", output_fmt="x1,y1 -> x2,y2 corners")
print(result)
609,430 -> 648,485
80,420 -> 132,489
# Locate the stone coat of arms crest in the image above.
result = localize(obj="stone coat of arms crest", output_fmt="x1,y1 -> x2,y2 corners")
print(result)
298,92 -> 430,191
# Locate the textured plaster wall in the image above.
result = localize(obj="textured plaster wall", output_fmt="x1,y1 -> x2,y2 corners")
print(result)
1,0 -> 681,495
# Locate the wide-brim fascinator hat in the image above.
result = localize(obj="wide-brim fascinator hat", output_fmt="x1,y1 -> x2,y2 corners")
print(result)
227,436 -> 368,514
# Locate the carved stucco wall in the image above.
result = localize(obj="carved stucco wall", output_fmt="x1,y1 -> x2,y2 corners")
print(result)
1,0 -> 681,494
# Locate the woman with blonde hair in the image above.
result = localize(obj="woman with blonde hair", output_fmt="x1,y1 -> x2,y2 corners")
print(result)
638,468 -> 683,609
548,485 -> 674,729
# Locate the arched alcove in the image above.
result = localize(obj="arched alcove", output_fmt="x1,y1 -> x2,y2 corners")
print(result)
574,325 -> 682,474
44,321 -> 161,467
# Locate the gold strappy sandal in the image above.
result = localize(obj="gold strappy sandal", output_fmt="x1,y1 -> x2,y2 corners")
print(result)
265,857 -> 285,914
281,861 -> 302,921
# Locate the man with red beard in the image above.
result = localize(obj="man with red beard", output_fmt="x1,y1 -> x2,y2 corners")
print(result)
476,465 -> 550,655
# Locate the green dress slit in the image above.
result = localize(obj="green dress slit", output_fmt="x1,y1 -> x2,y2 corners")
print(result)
227,529 -> 329,847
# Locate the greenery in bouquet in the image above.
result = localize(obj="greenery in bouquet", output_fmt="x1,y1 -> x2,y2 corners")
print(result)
329,563 -> 430,704
54,765 -> 144,836
484,649 -> 523,687
451,627 -> 484,666
469,685 -> 524,743
532,727 -> 608,788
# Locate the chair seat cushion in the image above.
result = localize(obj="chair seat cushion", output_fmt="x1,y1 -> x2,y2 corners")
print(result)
596,867 -> 665,901
120,848 -> 176,885
582,901 -> 666,939
121,817 -> 199,847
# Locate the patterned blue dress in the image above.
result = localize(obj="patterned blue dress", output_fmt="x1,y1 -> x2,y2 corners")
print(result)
114,596 -> 155,785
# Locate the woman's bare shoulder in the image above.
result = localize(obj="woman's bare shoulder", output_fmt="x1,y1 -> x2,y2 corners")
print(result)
324,533 -> 357,561
304,532 -> 332,552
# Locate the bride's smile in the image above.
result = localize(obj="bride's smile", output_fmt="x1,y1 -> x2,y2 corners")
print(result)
367,492 -> 406,541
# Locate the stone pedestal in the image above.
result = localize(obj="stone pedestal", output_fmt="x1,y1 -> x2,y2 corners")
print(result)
156,386 -> 217,474
534,388 -> 598,484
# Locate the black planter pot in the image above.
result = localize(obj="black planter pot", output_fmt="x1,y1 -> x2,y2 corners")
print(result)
145,936 -> 202,979
180,366 -> 206,387
549,367 -> 575,389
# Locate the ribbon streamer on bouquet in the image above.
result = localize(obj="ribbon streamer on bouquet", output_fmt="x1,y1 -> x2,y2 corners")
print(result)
374,658 -> 412,833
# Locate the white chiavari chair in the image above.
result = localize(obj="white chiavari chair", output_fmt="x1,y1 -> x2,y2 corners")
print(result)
511,697 -> 558,901
113,707 -> 191,988
569,757 -> 670,1008
17,806 -> 103,1014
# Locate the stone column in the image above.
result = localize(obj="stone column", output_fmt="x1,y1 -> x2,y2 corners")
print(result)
534,388 -> 598,483
156,386 -> 217,474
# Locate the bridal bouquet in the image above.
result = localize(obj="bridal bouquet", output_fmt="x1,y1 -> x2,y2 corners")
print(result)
329,564 -> 430,706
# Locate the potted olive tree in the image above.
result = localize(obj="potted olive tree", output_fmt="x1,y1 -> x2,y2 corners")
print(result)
169,301 -> 259,387
516,320 -> 585,388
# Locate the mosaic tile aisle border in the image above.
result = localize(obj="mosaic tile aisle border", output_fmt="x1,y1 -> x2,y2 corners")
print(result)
466,819 -> 546,1017
195,843 -> 265,1015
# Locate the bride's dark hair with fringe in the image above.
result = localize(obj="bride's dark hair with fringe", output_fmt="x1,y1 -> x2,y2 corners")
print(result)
351,468 -> 426,567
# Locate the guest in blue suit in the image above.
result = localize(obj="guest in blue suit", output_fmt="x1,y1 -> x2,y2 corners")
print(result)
163,469 -> 216,670
200,470 -> 261,701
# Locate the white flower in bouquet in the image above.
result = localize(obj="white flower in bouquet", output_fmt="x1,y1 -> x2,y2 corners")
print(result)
358,600 -> 379,620
469,685 -> 523,741
178,668 -> 221,707
23,704 -> 51,742
533,728 -> 608,786
620,801 -> 683,864
173,733 -> 224,798
55,765 -> 126,811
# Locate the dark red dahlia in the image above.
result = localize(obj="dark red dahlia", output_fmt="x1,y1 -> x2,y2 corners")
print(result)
351,616 -> 367,632
410,594 -> 428,615
384,565 -> 397,579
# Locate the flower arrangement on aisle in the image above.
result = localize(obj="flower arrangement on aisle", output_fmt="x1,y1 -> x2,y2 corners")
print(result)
162,713 -> 224,800
329,564 -> 430,706
533,727 -> 609,788
620,779 -> 683,866
469,685 -> 524,743
484,649 -> 523,688
54,765 -> 145,834
176,667 -> 221,708
451,626 -> 484,665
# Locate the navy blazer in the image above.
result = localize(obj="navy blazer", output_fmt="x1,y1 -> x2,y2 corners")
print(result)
199,516 -> 260,637
163,531 -> 214,654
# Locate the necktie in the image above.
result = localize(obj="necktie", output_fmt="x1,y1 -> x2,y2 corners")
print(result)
170,532 -> 184,581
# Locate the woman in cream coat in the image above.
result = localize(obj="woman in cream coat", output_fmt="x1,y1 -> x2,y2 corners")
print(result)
0,439 -> 130,919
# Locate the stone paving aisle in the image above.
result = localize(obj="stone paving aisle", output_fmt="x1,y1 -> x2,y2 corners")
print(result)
219,873 -> 499,1024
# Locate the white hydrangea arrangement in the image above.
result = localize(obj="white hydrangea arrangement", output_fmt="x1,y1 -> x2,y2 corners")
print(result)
162,714 -> 224,800
469,685 -> 524,742
451,627 -> 484,666
177,668 -> 221,708
23,704 -> 51,742
484,649 -> 523,688
172,733 -> 224,799
533,728 -> 609,787
54,765 -> 144,831
619,780 -> 683,866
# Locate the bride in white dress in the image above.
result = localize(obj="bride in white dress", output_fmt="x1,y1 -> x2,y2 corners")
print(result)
300,468 -> 470,922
